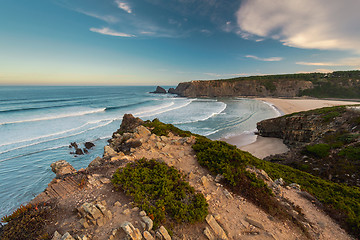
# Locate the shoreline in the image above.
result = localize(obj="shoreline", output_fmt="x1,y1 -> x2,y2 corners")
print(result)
223,98 -> 360,159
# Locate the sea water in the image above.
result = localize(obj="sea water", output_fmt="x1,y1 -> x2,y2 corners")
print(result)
0,86 -> 279,218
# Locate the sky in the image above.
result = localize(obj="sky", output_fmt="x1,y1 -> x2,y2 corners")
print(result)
1,0 -> 360,85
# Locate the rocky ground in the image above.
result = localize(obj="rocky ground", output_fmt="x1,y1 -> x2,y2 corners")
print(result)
26,114 -> 354,240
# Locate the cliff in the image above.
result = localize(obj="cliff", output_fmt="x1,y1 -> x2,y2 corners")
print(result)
1,114 -> 358,240
173,79 -> 313,98
173,70 -> 360,98
258,105 -> 360,186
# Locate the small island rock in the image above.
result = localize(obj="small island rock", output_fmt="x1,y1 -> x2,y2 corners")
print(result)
151,86 -> 166,94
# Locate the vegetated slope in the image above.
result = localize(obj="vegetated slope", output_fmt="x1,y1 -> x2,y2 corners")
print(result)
173,70 -> 360,98
146,118 -> 360,238
258,105 -> 360,187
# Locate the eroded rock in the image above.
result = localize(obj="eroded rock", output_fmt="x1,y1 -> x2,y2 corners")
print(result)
51,160 -> 76,178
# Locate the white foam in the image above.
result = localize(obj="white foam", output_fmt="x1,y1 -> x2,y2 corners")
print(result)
0,119 -> 111,148
135,99 -> 196,118
0,120 -> 113,155
0,144 -> 69,163
174,102 -> 227,124
0,108 -> 106,125
261,101 -> 283,117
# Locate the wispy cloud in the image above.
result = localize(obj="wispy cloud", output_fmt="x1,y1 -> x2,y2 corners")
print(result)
246,55 -> 283,62
296,58 -> 360,67
203,73 -> 250,78
236,0 -> 360,53
115,0 -> 132,14
90,27 -> 135,37
76,9 -> 118,23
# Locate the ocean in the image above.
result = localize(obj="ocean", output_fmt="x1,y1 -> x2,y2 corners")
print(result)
0,86 -> 280,218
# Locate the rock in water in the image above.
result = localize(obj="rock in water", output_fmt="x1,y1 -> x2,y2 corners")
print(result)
151,86 -> 166,94
168,88 -> 176,94
84,142 -> 95,149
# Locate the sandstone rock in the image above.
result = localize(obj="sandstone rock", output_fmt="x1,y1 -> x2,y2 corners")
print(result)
104,146 -> 117,158
205,215 -> 228,240
88,157 -> 103,168
158,226 -> 171,240
119,114 -> 144,133
139,210 -> 147,216
245,216 -> 265,230
143,231 -> 154,240
223,189 -> 233,199
114,201 -> 121,207
121,221 -> 142,240
204,227 -> 215,240
52,231 -> 62,240
274,178 -> 285,186
84,142 -> 95,149
61,232 -> 75,240
123,209 -> 131,215
215,174 -> 224,183
201,176 -> 210,188
151,86 -> 167,94
135,125 -> 151,138
79,218 -> 89,228
78,202 -> 111,227
51,160 -> 76,178
141,216 -> 153,231
289,183 -> 301,191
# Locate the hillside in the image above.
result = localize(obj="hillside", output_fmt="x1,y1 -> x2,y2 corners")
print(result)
258,105 -> 360,187
1,114 -> 358,240
172,70 -> 360,98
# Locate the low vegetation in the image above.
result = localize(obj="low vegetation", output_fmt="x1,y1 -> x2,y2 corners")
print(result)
144,120 -> 360,237
0,203 -> 51,240
112,158 -> 208,228
143,119 -> 194,137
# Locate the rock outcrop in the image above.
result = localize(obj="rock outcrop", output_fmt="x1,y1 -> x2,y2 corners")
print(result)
151,86 -> 167,94
50,160 -> 76,178
172,79 -> 313,98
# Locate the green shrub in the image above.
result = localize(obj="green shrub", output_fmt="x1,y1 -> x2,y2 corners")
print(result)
0,204 -> 51,240
339,146 -> 360,161
193,137 -> 289,219
143,119 -> 194,137
305,144 -> 331,158
192,137 -> 360,238
112,158 -> 208,227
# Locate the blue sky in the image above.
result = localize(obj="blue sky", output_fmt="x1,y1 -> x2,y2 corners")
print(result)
1,0 -> 360,85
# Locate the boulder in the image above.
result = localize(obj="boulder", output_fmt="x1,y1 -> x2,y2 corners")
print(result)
50,160 -> 76,178
121,221 -> 142,240
84,142 -> 95,149
52,231 -> 62,240
60,232 -> 75,240
205,215 -> 228,240
289,183 -> 301,191
158,226 -> 171,240
88,157 -> 103,168
168,88 -> 176,94
104,146 -> 117,158
141,216 -> 153,231
143,231 -> 154,240
75,148 -> 84,155
119,114 -> 144,133
151,86 -> 167,94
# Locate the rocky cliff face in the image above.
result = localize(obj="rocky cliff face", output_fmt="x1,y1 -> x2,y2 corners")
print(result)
173,79 -> 313,98
258,106 -> 360,186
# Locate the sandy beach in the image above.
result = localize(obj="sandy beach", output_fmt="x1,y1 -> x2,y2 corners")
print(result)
224,98 -> 360,159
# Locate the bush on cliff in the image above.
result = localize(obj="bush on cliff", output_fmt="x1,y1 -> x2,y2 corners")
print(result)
0,204 -> 51,240
143,118 -> 194,137
112,158 -> 208,227
144,118 -> 360,237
